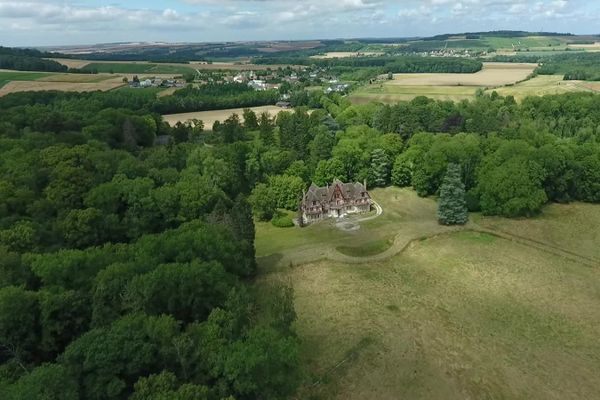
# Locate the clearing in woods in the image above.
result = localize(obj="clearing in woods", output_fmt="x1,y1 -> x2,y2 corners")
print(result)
256,187 -> 600,399
163,105 -> 291,128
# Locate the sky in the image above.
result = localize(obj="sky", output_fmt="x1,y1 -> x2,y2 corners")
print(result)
0,0 -> 599,47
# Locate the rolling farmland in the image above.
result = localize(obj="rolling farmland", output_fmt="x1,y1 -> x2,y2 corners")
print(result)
0,70 -> 127,96
348,62 -> 595,103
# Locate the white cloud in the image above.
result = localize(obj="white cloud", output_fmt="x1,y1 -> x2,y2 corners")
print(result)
0,0 -> 597,46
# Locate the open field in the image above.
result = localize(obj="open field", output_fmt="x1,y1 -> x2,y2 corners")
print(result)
484,35 -> 565,50
163,105 -> 289,128
350,85 -> 478,103
311,52 -> 385,59
48,58 -> 92,69
0,70 -> 53,88
484,75 -> 595,100
0,80 -> 126,96
567,42 -> 600,51
256,187 -> 600,399
0,70 -> 126,96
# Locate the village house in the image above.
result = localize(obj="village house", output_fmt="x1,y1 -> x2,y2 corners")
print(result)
248,79 -> 267,90
276,101 -> 292,109
300,179 -> 371,223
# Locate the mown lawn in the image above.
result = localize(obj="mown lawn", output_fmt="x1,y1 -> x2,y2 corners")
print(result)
255,187 -> 448,270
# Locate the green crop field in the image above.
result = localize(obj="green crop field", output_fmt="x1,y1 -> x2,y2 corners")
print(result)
350,85 -> 478,103
0,71 -> 52,88
484,35 -> 566,50
0,71 -> 52,81
256,187 -> 600,399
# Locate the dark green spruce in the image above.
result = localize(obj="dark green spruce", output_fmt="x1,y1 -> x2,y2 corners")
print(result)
437,163 -> 468,225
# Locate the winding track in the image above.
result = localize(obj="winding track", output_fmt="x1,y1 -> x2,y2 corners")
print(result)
274,199 -> 600,269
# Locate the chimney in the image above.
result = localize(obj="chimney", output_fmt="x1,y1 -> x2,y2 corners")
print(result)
363,178 -> 367,191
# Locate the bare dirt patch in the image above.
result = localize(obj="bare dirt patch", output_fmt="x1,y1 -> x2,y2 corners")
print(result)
163,105 -> 288,128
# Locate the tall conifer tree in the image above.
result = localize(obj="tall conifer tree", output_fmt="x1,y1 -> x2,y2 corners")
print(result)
437,163 -> 468,225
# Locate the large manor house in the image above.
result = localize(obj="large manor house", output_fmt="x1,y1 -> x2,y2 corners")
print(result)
301,179 -> 372,223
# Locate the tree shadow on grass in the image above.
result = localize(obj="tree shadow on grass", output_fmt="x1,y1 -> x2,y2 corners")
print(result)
257,253 -> 284,274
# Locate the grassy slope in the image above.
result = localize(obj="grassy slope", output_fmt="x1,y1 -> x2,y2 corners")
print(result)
257,187 -> 600,399
350,85 -> 477,103
350,75 -> 592,104
0,71 -> 53,87
0,71 -> 53,89
485,75 -> 595,100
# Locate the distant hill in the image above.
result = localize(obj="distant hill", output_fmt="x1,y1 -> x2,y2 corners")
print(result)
423,30 -> 574,41
0,47 -> 67,72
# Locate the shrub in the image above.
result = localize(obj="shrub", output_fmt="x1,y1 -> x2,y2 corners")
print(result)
271,214 -> 294,228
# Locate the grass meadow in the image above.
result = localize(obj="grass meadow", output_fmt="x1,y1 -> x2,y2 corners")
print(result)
256,187 -> 600,399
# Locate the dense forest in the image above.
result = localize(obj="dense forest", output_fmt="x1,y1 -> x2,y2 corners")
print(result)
0,89 -> 301,399
152,84 -> 280,114
254,55 -> 483,74
0,83 -> 599,399
0,47 -> 67,72
536,53 -> 600,80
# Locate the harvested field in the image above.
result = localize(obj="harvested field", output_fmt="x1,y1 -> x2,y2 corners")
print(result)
0,80 -> 125,96
579,82 -> 600,92
163,105 -> 288,128
388,62 -> 537,87
49,58 -> 91,69
567,42 -> 600,50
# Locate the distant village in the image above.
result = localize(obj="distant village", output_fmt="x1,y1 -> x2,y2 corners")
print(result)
128,76 -> 186,89
127,65 -> 351,98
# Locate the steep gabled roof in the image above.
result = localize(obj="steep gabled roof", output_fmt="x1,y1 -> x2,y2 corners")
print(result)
303,180 -> 369,205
